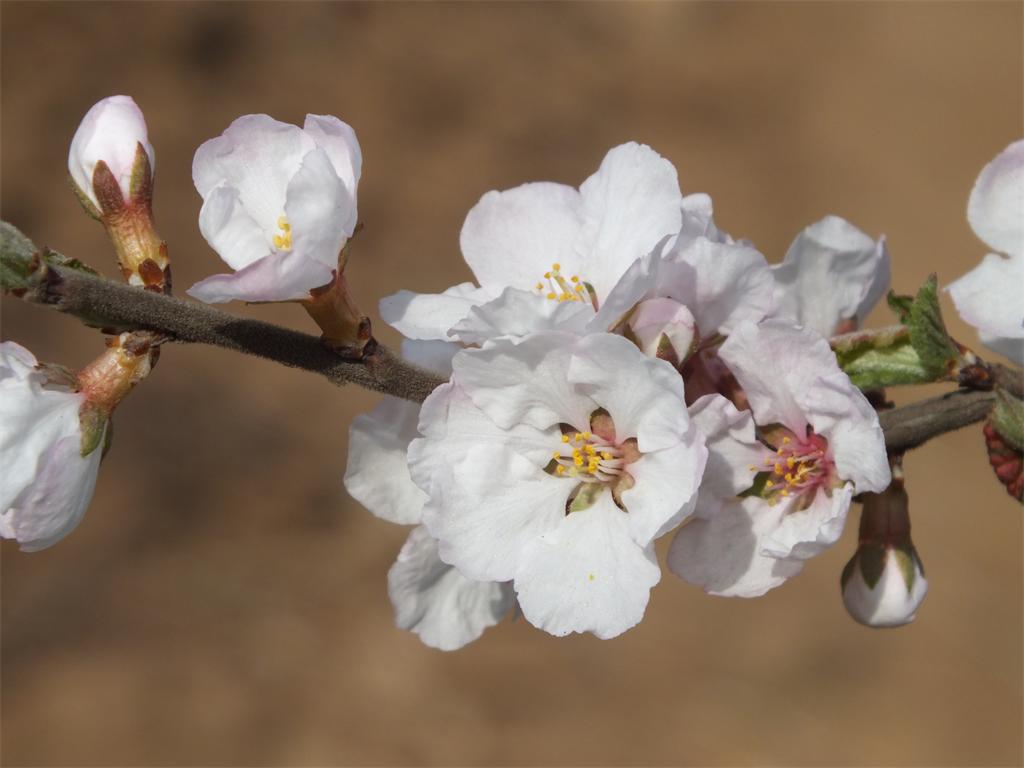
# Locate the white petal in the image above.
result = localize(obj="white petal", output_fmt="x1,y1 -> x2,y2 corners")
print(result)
977,331 -> 1024,366
285,145 -> 354,267
196,184 -> 272,270
2,432 -> 103,552
452,333 -> 596,433
585,250 -> 664,334
450,287 -> 593,345
762,483 -> 854,561
968,139 -> 1024,258
688,394 -> 765,502
946,252 -> 1024,364
619,432 -> 707,544
566,333 -> 689,452
718,321 -> 835,434
678,192 -> 736,244
344,398 -> 426,525
460,182 -> 584,292
514,490 -> 661,638
192,114 -> 314,233
668,497 -> 804,597
186,247 -> 334,304
662,237 -> 775,336
388,525 -> 513,651
399,339 -> 458,376
379,283 -> 496,341
68,95 -> 153,206
303,114 -> 361,231
843,549 -> 928,628
578,143 -> 683,300
770,216 -> 890,336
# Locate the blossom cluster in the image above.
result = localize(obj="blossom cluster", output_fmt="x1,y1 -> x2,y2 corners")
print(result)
4,96 -> 1022,651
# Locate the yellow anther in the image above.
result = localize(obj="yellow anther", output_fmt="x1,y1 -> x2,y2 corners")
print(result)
780,489 -> 790,497
544,272 -> 552,279
575,285 -> 584,293
581,431 -> 591,439
552,451 -> 561,459
774,463 -> 783,474
584,445 -> 596,456
561,434 -> 570,443
573,456 -> 584,467
782,437 -> 791,445
785,473 -> 794,482
546,292 -> 557,300
536,282 -> 544,290
276,215 -> 290,231
748,464 -> 757,472
787,457 -> 796,469
572,449 -> 581,459
602,452 -> 613,461
574,433 -> 583,442
556,465 -> 566,475
552,262 -> 561,271
570,275 -> 579,283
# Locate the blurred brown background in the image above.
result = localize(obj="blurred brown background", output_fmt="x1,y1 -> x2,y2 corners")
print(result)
1,2 -> 1022,766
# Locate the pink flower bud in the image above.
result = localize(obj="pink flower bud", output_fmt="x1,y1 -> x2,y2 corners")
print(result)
627,297 -> 696,366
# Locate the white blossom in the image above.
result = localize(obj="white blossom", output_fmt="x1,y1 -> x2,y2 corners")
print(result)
68,95 -> 154,212
188,114 -> 361,304
946,139 -> 1024,364
841,546 -> 928,628
409,332 -> 707,638
0,343 -> 103,552
668,322 -> 890,597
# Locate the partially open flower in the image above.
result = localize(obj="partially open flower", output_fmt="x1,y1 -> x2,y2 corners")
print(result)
946,139 -> 1024,364
841,476 -> 928,628
188,114 -> 361,304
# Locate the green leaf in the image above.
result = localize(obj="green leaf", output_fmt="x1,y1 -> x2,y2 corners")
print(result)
990,388 -> 1024,452
833,325 -> 934,389
887,290 -> 913,323
907,274 -> 960,378
41,246 -> 99,277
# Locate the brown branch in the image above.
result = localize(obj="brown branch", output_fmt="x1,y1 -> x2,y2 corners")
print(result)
879,389 -> 995,453
12,260 -> 445,403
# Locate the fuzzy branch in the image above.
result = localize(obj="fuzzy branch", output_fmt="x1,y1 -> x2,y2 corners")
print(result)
10,258 -> 445,403
879,389 -> 996,454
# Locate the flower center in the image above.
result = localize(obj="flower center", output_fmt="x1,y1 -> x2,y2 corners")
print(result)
748,430 -> 834,506
550,430 -> 628,483
534,263 -> 598,310
272,215 -> 293,251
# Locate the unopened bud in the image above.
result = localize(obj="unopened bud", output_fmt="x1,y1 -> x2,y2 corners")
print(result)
626,298 -> 696,366
68,96 -> 169,292
840,475 -> 928,628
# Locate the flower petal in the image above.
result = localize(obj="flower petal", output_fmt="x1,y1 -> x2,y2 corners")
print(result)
186,247 -> 334,304
388,525 -> 513,651
947,252 -> 1024,364
460,182 -> 583,293
68,95 -> 153,206
688,394 -> 765,502
379,283 -> 496,341
450,287 -> 593,345
285,145 -> 354,267
344,397 -> 426,525
968,139 -> 1024,258
303,113 -> 361,231
761,483 -> 854,561
668,497 -> 804,597
578,143 -> 683,300
663,237 -> 775,336
514,489 -> 660,638
196,184 -> 272,271
770,216 -> 889,336
192,114 -> 314,233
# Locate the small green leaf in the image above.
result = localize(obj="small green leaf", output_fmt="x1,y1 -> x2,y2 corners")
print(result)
833,326 -> 934,389
990,389 -> 1024,452
41,246 -> 99,277
887,290 -> 913,323
907,274 -> 959,378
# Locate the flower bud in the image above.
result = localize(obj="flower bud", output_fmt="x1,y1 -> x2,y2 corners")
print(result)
840,476 -> 928,627
626,297 -> 697,366
68,96 -> 169,292
0,335 -> 153,551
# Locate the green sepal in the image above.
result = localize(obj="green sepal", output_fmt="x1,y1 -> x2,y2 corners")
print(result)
127,142 -> 153,204
840,554 -> 857,590
739,471 -> 774,499
887,290 -> 913,323
78,403 -> 109,458
891,545 -> 919,594
567,482 -> 605,514
859,544 -> 888,589
69,173 -> 102,219
990,388 -> 1024,453
907,275 -> 960,378
832,326 -> 934,389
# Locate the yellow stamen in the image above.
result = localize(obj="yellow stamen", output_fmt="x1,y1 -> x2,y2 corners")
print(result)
561,434 -> 570,443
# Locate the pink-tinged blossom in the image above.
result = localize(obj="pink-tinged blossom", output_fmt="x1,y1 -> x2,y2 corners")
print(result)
946,139 -> 1024,364
68,95 -> 154,212
409,332 -> 707,638
0,343 -> 103,552
343,340 -> 513,650
770,216 -> 890,337
669,322 -> 889,597
188,114 -> 361,304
